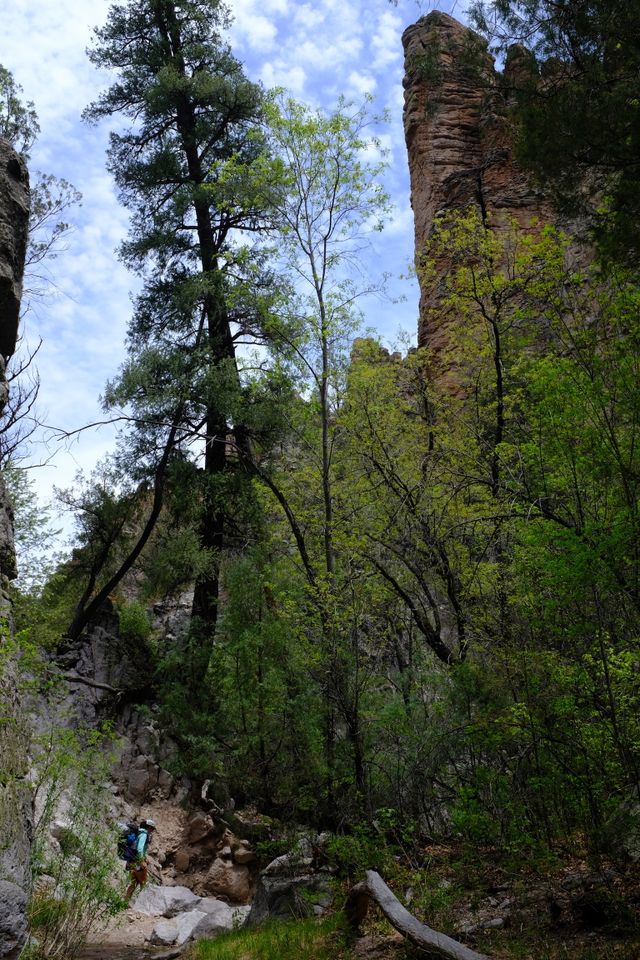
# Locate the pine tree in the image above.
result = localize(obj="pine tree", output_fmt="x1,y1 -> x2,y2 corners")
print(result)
83,0 -> 277,670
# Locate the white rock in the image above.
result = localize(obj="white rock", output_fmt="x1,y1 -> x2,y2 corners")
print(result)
175,910 -> 208,945
198,898 -> 234,920
193,903 -> 251,939
134,883 -> 201,917
150,920 -> 178,946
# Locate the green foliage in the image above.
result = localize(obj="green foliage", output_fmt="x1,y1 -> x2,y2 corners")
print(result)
117,599 -> 151,643
471,0 -> 640,261
25,725 -> 124,959
325,824 -> 392,878
0,63 -> 39,157
2,464 -> 59,594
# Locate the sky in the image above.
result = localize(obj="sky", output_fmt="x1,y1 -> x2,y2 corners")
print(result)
2,0 -> 466,550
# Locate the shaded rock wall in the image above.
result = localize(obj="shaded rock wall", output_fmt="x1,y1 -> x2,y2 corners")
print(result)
402,12 -> 555,357
0,138 -> 30,960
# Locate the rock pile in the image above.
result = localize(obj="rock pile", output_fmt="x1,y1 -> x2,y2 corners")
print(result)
118,884 -> 250,948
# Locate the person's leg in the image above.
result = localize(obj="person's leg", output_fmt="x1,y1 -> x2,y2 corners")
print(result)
124,863 -> 136,901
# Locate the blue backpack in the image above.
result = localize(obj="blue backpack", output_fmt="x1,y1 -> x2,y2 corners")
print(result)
117,822 -> 139,862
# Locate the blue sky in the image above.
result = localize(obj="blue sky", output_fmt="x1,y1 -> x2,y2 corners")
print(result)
2,0 -> 465,550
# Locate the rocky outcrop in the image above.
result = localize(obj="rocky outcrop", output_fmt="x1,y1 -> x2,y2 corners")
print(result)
0,140 -> 28,362
402,12 -> 555,356
0,138 -> 30,960
247,834 -> 334,926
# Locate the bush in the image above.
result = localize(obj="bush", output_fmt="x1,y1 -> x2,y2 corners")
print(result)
118,599 -> 152,643
25,725 -> 125,959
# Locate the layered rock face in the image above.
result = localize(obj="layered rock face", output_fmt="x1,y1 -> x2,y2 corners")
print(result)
402,12 -> 554,355
0,138 -> 30,960
0,140 -> 28,362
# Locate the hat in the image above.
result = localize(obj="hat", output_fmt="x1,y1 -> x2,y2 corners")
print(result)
142,818 -> 156,829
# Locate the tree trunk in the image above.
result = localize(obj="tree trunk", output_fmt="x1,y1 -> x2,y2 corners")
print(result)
346,870 -> 491,960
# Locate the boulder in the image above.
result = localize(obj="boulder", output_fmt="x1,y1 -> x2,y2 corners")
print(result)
174,849 -> 191,872
186,812 -> 214,844
602,798 -> 640,861
196,903 -> 250,940
233,842 -> 256,865
134,883 -> 201,917
175,910 -> 208,945
158,768 -> 174,796
263,851 -> 313,876
150,903 -> 249,947
204,858 -> 252,903
247,873 -> 333,926
149,920 -> 177,946
0,881 -> 27,960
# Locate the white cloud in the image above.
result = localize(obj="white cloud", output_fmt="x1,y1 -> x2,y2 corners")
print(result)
292,4 -> 326,30
346,69 -> 377,97
371,9 -> 404,70
260,61 -> 308,96
232,13 -> 278,52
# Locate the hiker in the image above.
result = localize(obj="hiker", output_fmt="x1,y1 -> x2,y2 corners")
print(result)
124,818 -> 156,901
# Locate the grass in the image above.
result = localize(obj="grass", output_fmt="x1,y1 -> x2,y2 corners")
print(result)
480,928 -> 640,960
190,916 -> 350,960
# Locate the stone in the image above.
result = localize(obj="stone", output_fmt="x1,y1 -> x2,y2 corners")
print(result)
0,881 -> 27,960
233,843 -> 256,865
263,852 -> 313,876
198,897 -> 235,918
174,849 -> 191,872
134,883 -> 201,917
482,917 -> 507,930
175,910 -> 208,945
247,874 -> 333,926
602,798 -> 640,861
127,767 -> 151,800
158,768 -> 174,795
186,812 -> 214,844
194,902 -> 250,938
149,921 -> 178,946
204,858 -> 252,903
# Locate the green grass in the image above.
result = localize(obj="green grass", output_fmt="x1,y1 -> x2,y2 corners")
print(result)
190,916 -> 349,960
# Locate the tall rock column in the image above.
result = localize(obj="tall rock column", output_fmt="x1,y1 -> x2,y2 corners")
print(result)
0,137 -> 31,960
402,11 -> 553,359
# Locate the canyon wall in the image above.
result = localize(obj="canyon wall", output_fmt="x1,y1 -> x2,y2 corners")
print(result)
402,11 -> 555,356
0,137 -> 31,960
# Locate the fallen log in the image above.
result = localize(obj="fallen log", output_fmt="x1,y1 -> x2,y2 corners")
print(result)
346,870 -> 490,960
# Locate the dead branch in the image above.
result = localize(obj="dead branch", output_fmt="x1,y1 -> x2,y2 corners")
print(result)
346,870 -> 490,960
57,671 -> 120,694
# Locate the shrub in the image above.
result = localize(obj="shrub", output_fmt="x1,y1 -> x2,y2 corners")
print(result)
118,599 -> 152,643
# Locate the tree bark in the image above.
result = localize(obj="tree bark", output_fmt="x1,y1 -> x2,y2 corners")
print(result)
346,870 -> 491,960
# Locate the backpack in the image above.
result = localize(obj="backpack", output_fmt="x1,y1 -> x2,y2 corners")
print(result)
117,822 -> 139,862
137,827 -> 150,857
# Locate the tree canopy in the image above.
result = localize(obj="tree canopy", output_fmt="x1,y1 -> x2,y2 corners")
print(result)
471,0 -> 640,261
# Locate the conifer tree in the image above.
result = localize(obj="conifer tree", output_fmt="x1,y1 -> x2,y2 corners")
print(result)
83,0 -> 277,668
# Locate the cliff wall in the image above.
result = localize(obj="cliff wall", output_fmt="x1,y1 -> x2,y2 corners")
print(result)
402,11 -> 555,356
0,137 -> 31,960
